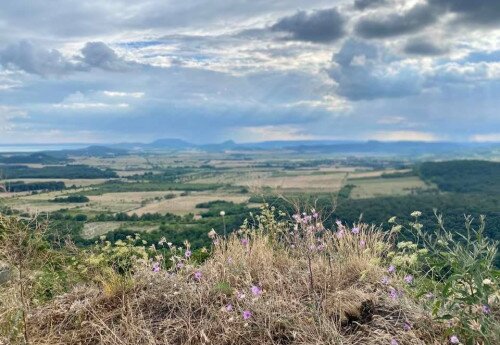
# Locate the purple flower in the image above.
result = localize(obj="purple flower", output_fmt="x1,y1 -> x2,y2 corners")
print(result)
176,262 -> 184,269
336,219 -> 342,227
389,287 -> 399,300
404,274 -> 414,284
241,238 -> 249,246
391,339 -> 399,345
237,291 -> 246,300
425,292 -> 434,299
292,214 -> 301,222
193,271 -> 202,281
242,310 -> 252,320
450,335 -> 460,344
388,265 -> 396,274
312,212 -> 319,219
185,249 -> 192,258
225,304 -> 233,312
251,285 -> 262,296
336,229 -> 344,239
152,262 -> 160,272
482,304 -> 491,314
381,276 -> 390,285
352,227 -> 360,234
403,322 -> 412,331
359,240 -> 366,248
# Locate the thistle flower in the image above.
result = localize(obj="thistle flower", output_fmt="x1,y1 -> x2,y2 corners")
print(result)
193,271 -> 202,280
450,335 -> 459,344
237,291 -> 246,300
359,240 -> 366,248
351,227 -> 360,234
185,250 -> 192,258
404,274 -> 414,284
391,339 -> 399,345
152,262 -> 160,272
251,285 -> 262,296
176,262 -> 184,269
242,310 -> 252,320
388,265 -> 396,274
336,229 -> 344,239
225,304 -> 233,312
482,304 -> 491,314
403,322 -> 412,331
241,238 -> 249,246
381,276 -> 389,285
389,287 -> 399,300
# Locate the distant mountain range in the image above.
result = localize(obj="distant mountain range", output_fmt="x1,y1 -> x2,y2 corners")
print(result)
109,138 -> 500,156
1,139 -> 499,158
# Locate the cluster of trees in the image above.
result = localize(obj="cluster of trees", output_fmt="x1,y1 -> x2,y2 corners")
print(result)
51,195 -> 89,203
417,160 -> 500,194
2,181 -> 65,193
0,164 -> 117,179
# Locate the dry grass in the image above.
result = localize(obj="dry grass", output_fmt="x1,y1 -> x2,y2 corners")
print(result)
348,177 -> 431,199
23,227 -> 443,345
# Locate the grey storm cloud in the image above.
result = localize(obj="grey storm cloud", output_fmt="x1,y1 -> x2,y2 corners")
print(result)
0,41 -> 129,76
271,8 -> 345,43
428,0 -> 500,26
329,39 -> 422,100
404,37 -> 448,56
0,41 -> 74,76
354,0 -> 388,11
79,42 -> 129,71
354,4 -> 437,38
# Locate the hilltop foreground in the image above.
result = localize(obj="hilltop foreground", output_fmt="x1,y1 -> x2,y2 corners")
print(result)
0,207 -> 498,345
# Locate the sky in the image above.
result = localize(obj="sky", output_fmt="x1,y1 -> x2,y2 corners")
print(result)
0,0 -> 499,144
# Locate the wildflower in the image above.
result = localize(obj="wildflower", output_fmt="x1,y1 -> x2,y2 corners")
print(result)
336,229 -> 344,239
185,249 -> 192,258
411,211 -> 422,217
336,219 -> 342,227
359,240 -> 366,248
381,276 -> 389,285
404,275 -> 414,284
391,339 -> 399,345
219,210 -> 225,216
241,238 -> 249,246
403,322 -> 412,331
176,262 -> 184,269
482,304 -> 491,314
208,229 -> 217,239
388,216 -> 397,224
482,278 -> 493,285
242,310 -> 252,320
292,214 -> 301,222
450,335 -> 459,344
194,271 -> 202,281
312,211 -> 319,219
167,242 -> 173,247
251,285 -> 262,296
425,292 -> 434,299
388,265 -> 396,274
226,304 -> 233,312
237,291 -> 246,300
152,262 -> 160,272
352,226 -> 360,234
389,287 -> 399,300
317,244 -> 325,251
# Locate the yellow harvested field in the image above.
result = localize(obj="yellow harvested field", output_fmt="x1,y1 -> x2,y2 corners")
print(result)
82,222 -> 159,239
127,193 -> 250,216
243,173 -> 347,191
349,177 -> 431,199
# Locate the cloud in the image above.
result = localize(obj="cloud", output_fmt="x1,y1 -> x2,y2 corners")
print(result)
470,133 -> 500,142
103,91 -> 145,98
403,37 -> 449,56
271,8 -> 345,43
354,0 -> 388,11
79,42 -> 129,71
428,0 -> 500,27
0,41 -> 74,76
328,39 -> 423,100
354,4 -> 437,38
